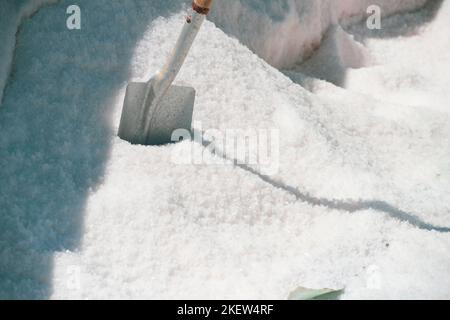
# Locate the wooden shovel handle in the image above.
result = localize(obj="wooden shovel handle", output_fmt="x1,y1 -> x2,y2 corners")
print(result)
192,0 -> 213,15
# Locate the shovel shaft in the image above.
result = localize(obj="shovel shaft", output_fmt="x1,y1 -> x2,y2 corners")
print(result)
151,0 -> 214,96
152,11 -> 205,95
142,0 -> 213,135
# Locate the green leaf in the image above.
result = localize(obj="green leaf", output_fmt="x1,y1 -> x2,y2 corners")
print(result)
288,286 -> 344,300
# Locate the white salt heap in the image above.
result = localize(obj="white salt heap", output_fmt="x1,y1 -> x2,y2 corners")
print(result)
0,0 -> 448,299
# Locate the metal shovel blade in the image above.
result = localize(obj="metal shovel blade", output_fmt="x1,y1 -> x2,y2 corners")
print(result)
118,82 -> 195,146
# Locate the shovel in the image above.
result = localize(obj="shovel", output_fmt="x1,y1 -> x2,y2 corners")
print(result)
118,0 -> 214,145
